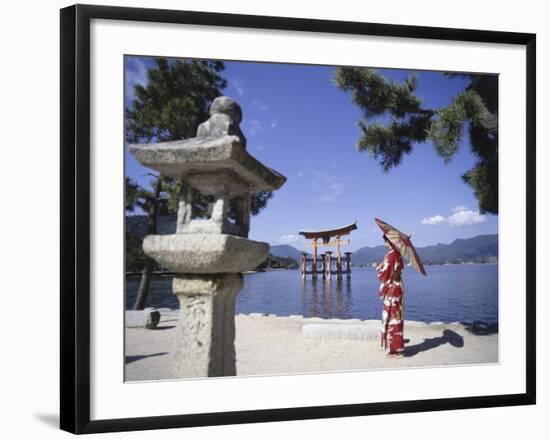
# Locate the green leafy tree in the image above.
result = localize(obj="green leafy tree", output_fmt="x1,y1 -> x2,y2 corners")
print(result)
334,68 -> 498,214
125,176 -> 167,309
256,255 -> 299,270
126,58 -> 226,143
126,58 -> 273,309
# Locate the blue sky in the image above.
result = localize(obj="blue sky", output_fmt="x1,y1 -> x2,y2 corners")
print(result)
125,56 -> 498,251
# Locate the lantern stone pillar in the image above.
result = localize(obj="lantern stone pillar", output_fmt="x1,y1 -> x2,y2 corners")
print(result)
171,274 -> 242,377
130,96 -> 286,378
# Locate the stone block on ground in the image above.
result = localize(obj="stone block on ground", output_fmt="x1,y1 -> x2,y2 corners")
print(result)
125,308 -> 161,329
302,322 -> 380,341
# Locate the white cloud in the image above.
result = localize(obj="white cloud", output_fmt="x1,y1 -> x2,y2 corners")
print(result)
277,234 -> 300,244
297,171 -> 305,177
421,207 -> 487,227
318,194 -> 337,203
312,172 -> 344,203
126,57 -> 148,88
230,78 -> 245,96
245,119 -> 262,136
451,205 -> 469,213
125,58 -> 149,105
421,215 -> 446,225
270,119 -> 278,129
446,209 -> 486,227
329,181 -> 344,193
252,99 -> 269,112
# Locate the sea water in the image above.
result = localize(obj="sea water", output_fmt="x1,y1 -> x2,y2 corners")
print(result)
125,265 -> 498,323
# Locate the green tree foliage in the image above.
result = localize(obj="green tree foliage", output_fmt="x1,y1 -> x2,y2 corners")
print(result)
125,58 -> 274,308
256,255 -> 299,270
126,57 -> 274,218
125,230 -> 150,272
334,68 -> 498,214
126,58 -> 227,143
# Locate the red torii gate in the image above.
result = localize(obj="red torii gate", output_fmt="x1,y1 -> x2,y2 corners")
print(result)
298,221 -> 358,279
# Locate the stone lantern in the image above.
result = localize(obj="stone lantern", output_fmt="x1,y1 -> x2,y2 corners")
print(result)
129,97 -> 286,378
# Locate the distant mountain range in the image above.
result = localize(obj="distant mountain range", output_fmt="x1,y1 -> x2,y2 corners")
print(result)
350,234 -> 498,265
126,215 -> 497,265
269,244 -> 305,261
271,234 -> 498,265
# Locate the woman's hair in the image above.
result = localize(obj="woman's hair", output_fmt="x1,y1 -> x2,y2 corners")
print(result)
383,235 -> 396,250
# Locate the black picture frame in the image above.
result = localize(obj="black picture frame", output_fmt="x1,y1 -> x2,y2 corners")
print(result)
60,4 -> 536,434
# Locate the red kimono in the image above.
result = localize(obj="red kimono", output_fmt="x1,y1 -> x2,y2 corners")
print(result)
376,248 -> 405,354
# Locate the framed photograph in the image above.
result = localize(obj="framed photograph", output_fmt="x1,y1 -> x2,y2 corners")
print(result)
60,4 -> 536,434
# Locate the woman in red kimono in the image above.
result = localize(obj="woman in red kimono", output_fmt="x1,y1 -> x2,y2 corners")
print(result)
376,235 -> 405,357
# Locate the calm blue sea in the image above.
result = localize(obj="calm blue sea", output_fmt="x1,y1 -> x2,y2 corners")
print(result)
125,265 -> 498,323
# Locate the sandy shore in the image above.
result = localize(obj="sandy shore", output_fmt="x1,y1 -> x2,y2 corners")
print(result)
125,312 -> 498,381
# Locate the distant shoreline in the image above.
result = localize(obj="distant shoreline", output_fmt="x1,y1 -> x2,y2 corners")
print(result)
125,262 -> 498,276
352,262 -> 499,268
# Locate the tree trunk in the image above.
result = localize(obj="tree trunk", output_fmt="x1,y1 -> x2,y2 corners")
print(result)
132,177 -> 162,310
133,259 -> 154,310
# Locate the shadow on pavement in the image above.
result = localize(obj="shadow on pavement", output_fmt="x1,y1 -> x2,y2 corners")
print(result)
404,329 -> 464,357
125,352 -> 168,364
